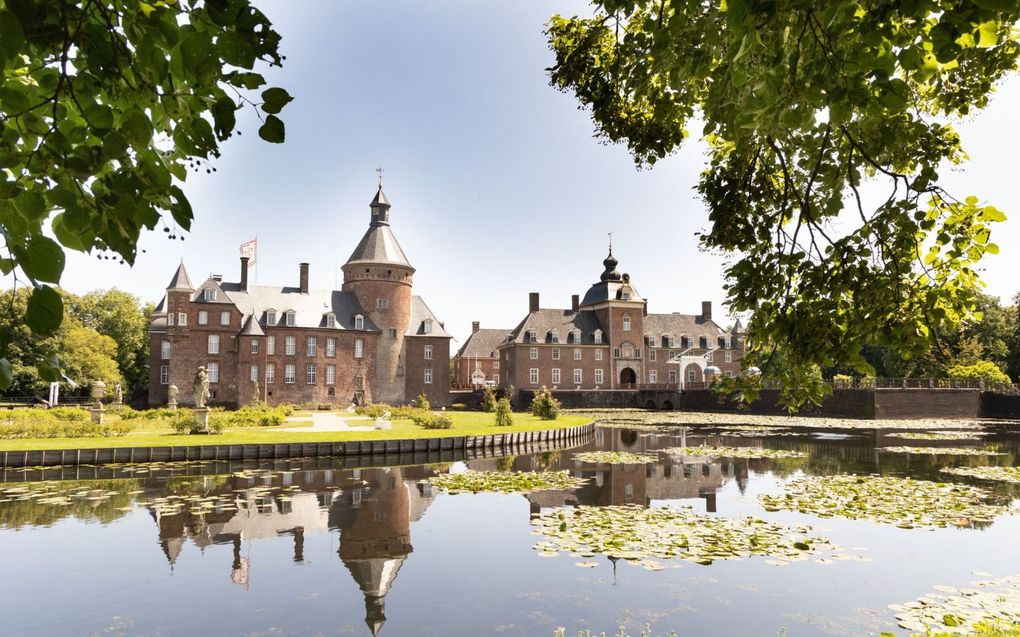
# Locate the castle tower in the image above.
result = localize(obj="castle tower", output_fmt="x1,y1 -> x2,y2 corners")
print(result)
341,184 -> 415,404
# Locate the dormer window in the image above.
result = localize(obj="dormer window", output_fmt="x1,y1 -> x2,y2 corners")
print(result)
593,329 -> 603,344
354,314 -> 364,330
549,329 -> 560,344
203,288 -> 215,302
681,336 -> 689,349
570,329 -> 581,344
266,310 -> 276,325
666,335 -> 675,348
285,311 -> 296,327
718,336 -> 728,349
326,313 -> 336,328
699,336 -> 708,349
423,319 -> 433,334
526,330 -> 537,344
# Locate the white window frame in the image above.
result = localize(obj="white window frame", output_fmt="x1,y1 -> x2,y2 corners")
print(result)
284,364 -> 296,384
424,368 -> 433,384
354,314 -> 364,330
159,365 -> 169,385
266,310 -> 276,325
198,310 -> 208,325
688,369 -> 697,382
354,338 -> 364,359
250,364 -> 259,381
493,360 -> 500,369
326,314 -> 336,328
669,370 -> 677,383
594,369 -> 604,384
529,368 -> 539,385
530,347 -> 538,360
573,348 -> 582,361
285,311 -> 296,327
573,368 -> 582,384
220,311 -> 230,326
424,319 -> 433,334
326,337 -> 336,357
167,312 -> 174,326
725,351 -> 732,363
306,336 -> 317,356
551,368 -> 561,384
250,339 -> 259,355
306,364 -> 317,384
207,334 -> 219,355
203,288 -> 215,302
649,350 -> 656,362
552,348 -> 560,360
285,336 -> 296,356
424,344 -> 433,360
377,298 -> 389,309
161,340 -> 170,359
207,362 -> 219,383
179,312 -> 187,326
595,350 -> 604,361
549,329 -> 559,344
593,330 -> 603,344
622,314 -> 631,331
649,370 -> 657,383
266,363 -> 275,384
267,335 -> 275,355
326,364 -> 336,385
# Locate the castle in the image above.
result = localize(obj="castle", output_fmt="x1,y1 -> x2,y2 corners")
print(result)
148,185 -> 451,408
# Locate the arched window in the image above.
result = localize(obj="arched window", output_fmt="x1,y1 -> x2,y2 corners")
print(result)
354,314 -> 364,330
526,330 -> 537,343
593,329 -> 603,344
548,329 -> 560,344
571,329 -> 581,344
680,336 -> 689,349
285,310 -> 296,327
699,336 -> 708,349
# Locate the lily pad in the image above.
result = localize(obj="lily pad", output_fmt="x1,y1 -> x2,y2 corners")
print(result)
664,445 -> 807,460
886,431 -> 987,441
941,466 -> 1020,484
887,575 -> 1020,635
759,475 -> 1010,529
573,451 -> 659,465
880,446 -> 1004,456
429,470 -> 588,494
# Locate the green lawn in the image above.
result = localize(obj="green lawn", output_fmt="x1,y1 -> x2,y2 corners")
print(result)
0,412 -> 592,451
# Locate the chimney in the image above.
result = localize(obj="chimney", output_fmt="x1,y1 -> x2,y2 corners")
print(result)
701,301 -> 712,321
571,295 -> 579,312
239,257 -> 249,292
299,263 -> 309,294
212,274 -> 222,282
529,292 -> 540,313
472,321 -> 480,334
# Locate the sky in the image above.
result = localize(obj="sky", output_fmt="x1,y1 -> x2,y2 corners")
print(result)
51,0 -> 1020,349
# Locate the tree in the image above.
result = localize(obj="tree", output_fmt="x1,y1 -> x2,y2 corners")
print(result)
59,324 -> 121,388
547,1 -> 1019,408
68,289 -> 150,396
947,360 -> 1012,385
1007,292 -> 1020,381
0,0 -> 291,390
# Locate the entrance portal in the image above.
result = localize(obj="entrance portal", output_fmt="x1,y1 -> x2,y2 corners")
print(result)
619,368 -> 637,386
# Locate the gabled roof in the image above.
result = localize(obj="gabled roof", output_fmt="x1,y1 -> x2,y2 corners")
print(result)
345,225 -> 413,270
219,283 -> 378,331
507,309 -> 605,345
406,296 -> 452,338
191,277 -> 233,304
166,262 -> 194,291
454,328 -> 511,358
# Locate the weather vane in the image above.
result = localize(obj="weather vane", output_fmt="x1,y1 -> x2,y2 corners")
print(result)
608,231 -> 613,254
375,165 -> 384,187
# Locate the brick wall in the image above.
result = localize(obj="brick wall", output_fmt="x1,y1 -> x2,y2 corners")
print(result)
404,335 -> 451,407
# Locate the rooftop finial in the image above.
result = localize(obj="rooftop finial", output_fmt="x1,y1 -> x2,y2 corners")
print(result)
375,165 -> 384,187
608,231 -> 613,255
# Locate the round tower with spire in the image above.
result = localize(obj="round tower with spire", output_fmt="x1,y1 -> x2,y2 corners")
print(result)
341,181 -> 415,405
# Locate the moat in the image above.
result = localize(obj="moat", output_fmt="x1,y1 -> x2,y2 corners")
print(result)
3,412 -> 1020,636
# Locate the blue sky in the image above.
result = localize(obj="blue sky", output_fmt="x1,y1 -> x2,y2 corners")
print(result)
55,0 -> 1020,347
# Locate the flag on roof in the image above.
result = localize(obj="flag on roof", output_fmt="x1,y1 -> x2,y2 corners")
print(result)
240,238 -> 257,266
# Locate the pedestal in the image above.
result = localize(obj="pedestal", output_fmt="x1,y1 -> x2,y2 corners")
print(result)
168,399 -> 178,411
193,407 -> 211,434
89,407 -> 105,425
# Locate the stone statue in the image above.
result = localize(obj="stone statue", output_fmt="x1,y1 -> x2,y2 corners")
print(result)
168,383 -> 179,408
193,366 -> 210,408
252,378 -> 260,404
114,382 -> 123,404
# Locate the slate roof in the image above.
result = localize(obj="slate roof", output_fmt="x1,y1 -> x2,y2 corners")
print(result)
166,262 -> 194,291
238,314 -> 266,336
454,328 -> 511,358
642,313 -> 728,347
579,279 -> 645,307
506,309 -> 605,345
217,281 -> 379,331
345,224 -> 413,269
406,296 -> 452,338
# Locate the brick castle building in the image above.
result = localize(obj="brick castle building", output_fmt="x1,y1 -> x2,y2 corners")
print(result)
453,248 -> 745,393
148,185 -> 451,407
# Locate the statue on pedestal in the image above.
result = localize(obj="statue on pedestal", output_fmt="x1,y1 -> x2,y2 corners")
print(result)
252,378 -> 260,404
193,366 -> 210,408
168,383 -> 179,409
113,382 -> 123,405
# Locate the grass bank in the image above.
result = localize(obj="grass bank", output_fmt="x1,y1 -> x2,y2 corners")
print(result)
0,412 -> 592,451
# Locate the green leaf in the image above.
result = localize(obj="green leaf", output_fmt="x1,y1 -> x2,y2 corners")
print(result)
25,286 -> 64,336
211,96 -> 237,140
85,103 -> 115,131
36,354 -> 62,383
0,10 -> 25,65
260,87 -> 293,115
258,115 -> 286,143
18,235 -> 66,283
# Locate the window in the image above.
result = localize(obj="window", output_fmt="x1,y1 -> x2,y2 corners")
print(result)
725,370 -> 734,378
424,368 -> 433,384
493,360 -> 500,369
669,370 -> 677,383
326,364 -> 336,385
266,363 -> 275,384
159,365 -> 169,385
571,329 -> 581,344
552,369 -> 561,384
388,328 -> 397,338
250,364 -> 259,381
354,338 -> 364,358
549,329 -> 560,344
203,288 -> 215,301
595,350 -> 604,361
529,368 -> 539,384
526,330 -> 537,343
306,364 -> 317,384
706,352 -> 713,362
207,334 -> 220,354
284,364 -> 296,384
573,348 -> 582,361
168,313 -> 174,326
423,319 -> 433,334
354,375 -> 364,390
354,314 -> 364,330
326,314 -> 336,328
622,314 -> 631,331
688,369 -> 697,382
552,348 -> 560,360
594,369 -> 604,384
377,298 -> 389,309
725,351 -> 732,363
306,337 -> 317,356
530,347 -> 538,360
267,336 -> 275,355
493,373 -> 499,384
681,336 -> 690,348
614,348 -> 621,358
285,311 -> 296,327
649,370 -> 658,383
649,350 -> 656,362
424,344 -> 433,360
285,336 -> 296,356
161,340 -> 170,359
572,369 -> 582,384
593,330 -> 603,344
699,336 -> 708,349
326,337 -> 336,357
220,311 -> 230,326
198,310 -> 208,325
266,310 -> 276,325
668,336 -> 676,348
207,362 -> 219,383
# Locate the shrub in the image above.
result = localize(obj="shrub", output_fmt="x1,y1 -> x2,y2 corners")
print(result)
947,360 -> 1012,385
831,374 -> 854,389
494,397 -> 513,427
416,393 -> 431,411
481,385 -> 497,412
168,413 -> 202,434
530,386 -> 560,420
450,402 -> 467,410
0,410 -> 136,439
411,411 -> 452,429
209,404 -> 289,429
